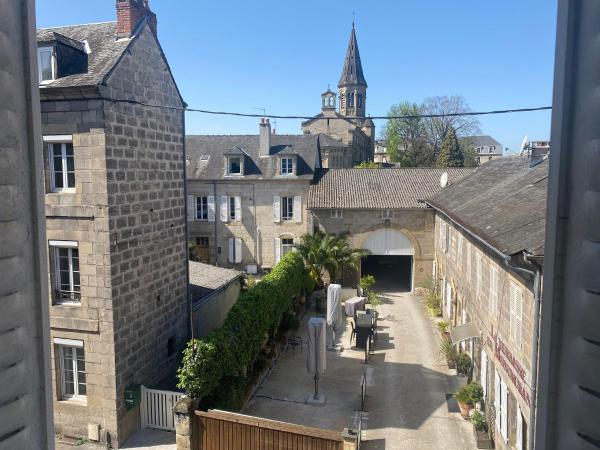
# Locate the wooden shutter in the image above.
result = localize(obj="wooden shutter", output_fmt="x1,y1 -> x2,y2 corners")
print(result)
220,196 -> 228,222
516,404 -> 523,450
235,238 -> 242,263
228,238 -> 235,263
207,196 -> 215,222
515,283 -> 523,345
274,238 -> 281,264
501,378 -> 508,441
187,195 -> 195,221
481,349 -> 488,400
234,196 -> 242,221
273,196 -> 281,222
293,195 -> 302,223
494,369 -> 500,415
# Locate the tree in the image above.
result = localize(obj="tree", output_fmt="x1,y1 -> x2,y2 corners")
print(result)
437,127 -> 464,167
354,161 -> 382,168
462,144 -> 478,167
322,233 -> 367,283
382,101 -> 431,165
422,95 -> 480,157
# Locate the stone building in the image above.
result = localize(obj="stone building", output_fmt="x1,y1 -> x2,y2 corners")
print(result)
37,1 -> 187,446
302,24 -> 375,167
186,119 -> 320,270
426,156 -> 547,450
461,135 -> 504,165
308,168 -> 473,290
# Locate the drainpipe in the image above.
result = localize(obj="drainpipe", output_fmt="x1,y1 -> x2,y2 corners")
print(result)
181,109 -> 193,340
253,184 -> 257,266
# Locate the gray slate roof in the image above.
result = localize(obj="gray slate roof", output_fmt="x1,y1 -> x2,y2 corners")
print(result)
36,22 -> 130,89
461,135 -> 502,148
338,25 -> 367,87
308,168 -> 474,209
189,261 -> 240,302
186,134 -> 321,180
426,156 -> 548,257
318,134 -> 350,148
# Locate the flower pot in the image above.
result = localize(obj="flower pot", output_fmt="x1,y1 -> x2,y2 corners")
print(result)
473,428 -> 494,449
458,401 -> 473,419
447,358 -> 456,369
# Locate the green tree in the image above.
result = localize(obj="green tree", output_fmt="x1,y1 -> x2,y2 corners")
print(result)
462,144 -> 478,167
382,101 -> 431,165
354,161 -> 381,168
436,127 -> 465,167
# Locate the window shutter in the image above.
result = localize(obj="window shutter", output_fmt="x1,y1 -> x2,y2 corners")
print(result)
494,370 -> 500,414
207,196 -> 215,222
510,282 -> 516,341
187,195 -> 195,221
234,196 -> 242,221
501,379 -> 508,441
228,238 -> 235,263
220,196 -> 228,222
235,238 -> 242,263
481,349 -> 488,400
516,404 -> 523,450
274,238 -> 281,264
293,195 -> 302,223
467,244 -> 472,281
273,196 -> 281,222
489,267 -> 495,313
516,284 -> 523,345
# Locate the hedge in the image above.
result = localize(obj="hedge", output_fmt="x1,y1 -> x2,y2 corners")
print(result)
177,251 -> 306,399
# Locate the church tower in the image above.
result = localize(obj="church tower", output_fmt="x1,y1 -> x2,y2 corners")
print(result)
338,22 -> 367,118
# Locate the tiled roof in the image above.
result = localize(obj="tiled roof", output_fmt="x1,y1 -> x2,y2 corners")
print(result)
318,134 -> 350,148
186,134 -> 321,180
338,25 -> 367,87
189,261 -> 240,302
427,156 -> 548,257
460,135 -> 502,148
308,168 -> 474,209
36,22 -> 130,89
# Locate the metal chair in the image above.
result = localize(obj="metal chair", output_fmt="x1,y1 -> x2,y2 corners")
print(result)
349,320 -> 357,346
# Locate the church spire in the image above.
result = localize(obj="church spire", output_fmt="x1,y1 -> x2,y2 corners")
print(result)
338,23 -> 367,88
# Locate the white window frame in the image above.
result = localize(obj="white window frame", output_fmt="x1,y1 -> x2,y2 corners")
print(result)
227,156 -> 242,176
510,280 -> 523,345
281,196 -> 294,221
38,46 -> 55,83
228,196 -> 236,221
330,209 -> 343,219
489,266 -> 499,315
50,241 -> 81,305
55,339 -> 86,402
281,237 -> 294,259
280,157 -> 294,175
48,142 -> 76,192
196,196 -> 209,221
476,252 -> 482,299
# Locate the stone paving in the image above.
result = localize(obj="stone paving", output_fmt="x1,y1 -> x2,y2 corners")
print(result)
55,428 -> 175,450
245,290 -> 476,450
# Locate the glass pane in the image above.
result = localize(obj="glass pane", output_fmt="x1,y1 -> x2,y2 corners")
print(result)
78,382 -> 86,396
39,49 -> 53,81
67,173 -> 75,188
65,143 -> 73,157
66,154 -> 74,172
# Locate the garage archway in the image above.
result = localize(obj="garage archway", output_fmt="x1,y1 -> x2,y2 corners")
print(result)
361,228 -> 414,292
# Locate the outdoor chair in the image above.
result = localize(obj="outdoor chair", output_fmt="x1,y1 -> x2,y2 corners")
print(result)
349,320 -> 357,346
287,336 -> 304,356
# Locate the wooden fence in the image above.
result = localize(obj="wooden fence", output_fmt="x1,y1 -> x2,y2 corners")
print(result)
194,410 -> 353,450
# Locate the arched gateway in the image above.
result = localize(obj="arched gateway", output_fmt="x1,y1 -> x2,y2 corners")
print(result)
361,229 -> 414,292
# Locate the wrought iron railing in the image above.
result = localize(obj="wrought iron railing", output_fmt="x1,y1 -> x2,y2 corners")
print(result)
55,290 -> 81,303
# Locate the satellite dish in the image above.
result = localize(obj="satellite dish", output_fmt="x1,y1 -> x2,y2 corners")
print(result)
519,135 -> 529,155
440,172 -> 448,188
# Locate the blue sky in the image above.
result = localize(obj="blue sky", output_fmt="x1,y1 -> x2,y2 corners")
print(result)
37,0 -> 557,153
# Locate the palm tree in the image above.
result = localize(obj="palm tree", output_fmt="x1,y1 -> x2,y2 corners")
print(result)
296,231 -> 367,287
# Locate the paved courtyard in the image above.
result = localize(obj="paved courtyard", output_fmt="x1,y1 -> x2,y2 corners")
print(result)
56,428 -> 175,450
245,290 -> 476,450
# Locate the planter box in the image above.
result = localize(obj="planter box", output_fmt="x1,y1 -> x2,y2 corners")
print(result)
473,428 -> 494,449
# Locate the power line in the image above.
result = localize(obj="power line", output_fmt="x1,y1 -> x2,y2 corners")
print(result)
106,97 -> 551,121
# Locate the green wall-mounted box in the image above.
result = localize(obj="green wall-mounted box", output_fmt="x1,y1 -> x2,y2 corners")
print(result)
124,385 -> 141,410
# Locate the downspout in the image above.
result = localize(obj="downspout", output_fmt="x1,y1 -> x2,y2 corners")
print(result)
253,183 -> 257,266
181,109 -> 192,339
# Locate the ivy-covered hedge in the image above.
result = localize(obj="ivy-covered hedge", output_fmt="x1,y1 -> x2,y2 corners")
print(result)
177,251 -> 306,399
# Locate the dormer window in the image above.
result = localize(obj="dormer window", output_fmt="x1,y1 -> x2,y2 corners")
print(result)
280,157 -> 294,175
227,157 -> 242,175
38,47 -> 55,83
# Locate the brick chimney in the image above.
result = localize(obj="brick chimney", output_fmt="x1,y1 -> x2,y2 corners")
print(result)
259,118 -> 271,157
116,0 -> 157,39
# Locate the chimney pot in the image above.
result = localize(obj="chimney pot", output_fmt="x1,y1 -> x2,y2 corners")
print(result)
259,119 -> 271,157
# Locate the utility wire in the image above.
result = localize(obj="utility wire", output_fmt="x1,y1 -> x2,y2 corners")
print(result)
107,97 -> 551,120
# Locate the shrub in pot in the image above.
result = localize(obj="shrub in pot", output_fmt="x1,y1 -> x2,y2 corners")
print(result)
470,411 -> 493,449
456,352 -> 472,376
439,339 -> 458,369
455,382 -> 483,419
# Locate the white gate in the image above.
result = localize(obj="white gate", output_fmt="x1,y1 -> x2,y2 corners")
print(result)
140,386 -> 183,431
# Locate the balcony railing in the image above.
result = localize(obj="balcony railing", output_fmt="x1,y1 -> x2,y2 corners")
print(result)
55,290 -> 81,304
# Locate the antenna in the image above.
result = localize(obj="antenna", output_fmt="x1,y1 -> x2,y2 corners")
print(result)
440,172 -> 449,188
519,135 -> 529,155
252,107 -> 266,118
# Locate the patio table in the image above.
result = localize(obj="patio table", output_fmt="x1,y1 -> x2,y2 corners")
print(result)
355,312 -> 373,349
344,296 -> 366,316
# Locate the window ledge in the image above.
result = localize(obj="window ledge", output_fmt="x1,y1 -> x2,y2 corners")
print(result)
58,398 -> 87,406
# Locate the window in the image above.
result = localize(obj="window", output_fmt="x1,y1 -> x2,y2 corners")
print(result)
220,196 -> 241,222
489,266 -> 498,314
476,147 -> 481,153
56,340 -> 86,401
38,46 -> 54,82
357,93 -> 363,108
227,157 -> 241,175
51,242 -> 81,304
282,196 -> 294,221
49,142 -> 75,191
330,210 -> 343,219
167,336 -> 176,357
281,238 -> 294,258
466,243 -> 472,282
476,252 -> 482,299
348,92 -> 355,107
196,196 -> 208,221
280,157 -> 294,175
229,196 -> 236,221
495,370 -> 508,442
382,210 -> 393,219
457,234 -> 463,270
510,280 -> 523,344
228,237 -> 242,263
489,148 -> 493,153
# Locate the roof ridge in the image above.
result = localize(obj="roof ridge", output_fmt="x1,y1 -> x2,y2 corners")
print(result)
38,20 -> 116,31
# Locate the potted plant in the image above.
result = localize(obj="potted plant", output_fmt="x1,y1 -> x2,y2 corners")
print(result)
436,320 -> 450,339
470,411 -> 493,449
456,352 -> 472,377
439,339 -> 458,369
455,382 -> 483,419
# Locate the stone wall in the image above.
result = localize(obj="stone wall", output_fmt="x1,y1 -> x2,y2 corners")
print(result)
100,25 -> 187,446
434,214 -> 536,449
192,278 -> 240,338
187,179 -> 312,269
312,208 -> 435,288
